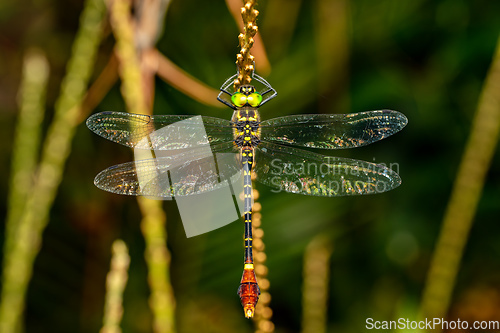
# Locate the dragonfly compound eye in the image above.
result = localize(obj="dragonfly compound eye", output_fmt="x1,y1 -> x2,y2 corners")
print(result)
232,92 -> 248,107
247,93 -> 262,107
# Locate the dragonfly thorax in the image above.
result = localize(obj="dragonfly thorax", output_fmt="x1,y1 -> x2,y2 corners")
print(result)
232,108 -> 261,148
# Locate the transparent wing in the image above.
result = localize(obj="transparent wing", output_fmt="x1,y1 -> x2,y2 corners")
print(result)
260,110 -> 407,149
86,111 -> 234,150
253,142 -> 401,196
94,142 -> 241,199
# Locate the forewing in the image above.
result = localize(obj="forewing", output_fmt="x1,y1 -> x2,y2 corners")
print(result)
254,142 -> 401,196
86,111 -> 233,150
260,110 -> 407,149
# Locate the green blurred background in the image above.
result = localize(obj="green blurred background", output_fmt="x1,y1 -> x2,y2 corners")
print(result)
1,0 -> 500,332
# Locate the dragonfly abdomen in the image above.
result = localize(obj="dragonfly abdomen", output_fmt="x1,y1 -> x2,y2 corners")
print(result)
237,147 -> 260,318
242,148 -> 254,264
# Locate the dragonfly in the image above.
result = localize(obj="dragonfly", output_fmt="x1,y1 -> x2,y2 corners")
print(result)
86,71 -> 407,318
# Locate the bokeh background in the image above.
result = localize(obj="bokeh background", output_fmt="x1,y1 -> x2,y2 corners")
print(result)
1,0 -> 500,332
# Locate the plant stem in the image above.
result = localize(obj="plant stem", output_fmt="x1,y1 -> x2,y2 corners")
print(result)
0,0 -> 105,331
109,0 -> 176,331
100,240 -> 131,333
419,34 -> 500,322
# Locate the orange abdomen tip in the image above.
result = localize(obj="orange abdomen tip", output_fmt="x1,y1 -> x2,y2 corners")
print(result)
237,267 -> 260,318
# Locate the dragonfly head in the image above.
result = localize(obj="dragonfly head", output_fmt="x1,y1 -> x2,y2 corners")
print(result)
231,85 -> 263,108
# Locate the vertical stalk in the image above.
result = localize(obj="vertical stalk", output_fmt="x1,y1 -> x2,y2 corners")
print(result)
419,34 -> 500,322
235,0 -> 259,88
109,0 -> 176,331
0,0 -> 105,331
109,0 -> 148,115
301,236 -> 333,333
251,188 -> 275,333
138,198 -> 176,333
226,0 -> 270,75
100,240 -> 131,333
4,50 -> 48,255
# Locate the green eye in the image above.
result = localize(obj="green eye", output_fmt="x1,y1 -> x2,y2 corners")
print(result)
247,93 -> 262,107
231,93 -> 247,107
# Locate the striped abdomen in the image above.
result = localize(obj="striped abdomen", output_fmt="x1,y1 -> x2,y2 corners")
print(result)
237,147 -> 260,318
